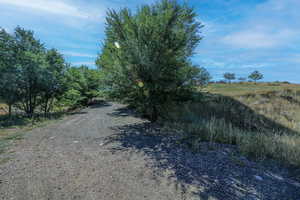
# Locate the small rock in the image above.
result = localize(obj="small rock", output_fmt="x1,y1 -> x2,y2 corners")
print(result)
224,148 -> 231,153
73,141 -> 79,144
254,175 -> 263,181
239,156 -> 247,160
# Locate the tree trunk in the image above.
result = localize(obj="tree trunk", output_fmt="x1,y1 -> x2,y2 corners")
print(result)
149,105 -> 158,122
8,103 -> 12,118
44,98 -> 49,117
47,97 -> 54,114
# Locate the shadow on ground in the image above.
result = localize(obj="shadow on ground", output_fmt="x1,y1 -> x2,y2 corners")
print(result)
104,97 -> 300,200
105,122 -> 300,200
88,100 -> 112,109
107,106 -> 142,118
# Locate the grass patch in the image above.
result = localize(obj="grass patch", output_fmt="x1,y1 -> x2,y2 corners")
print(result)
0,112 -> 66,129
0,132 -> 23,154
171,119 -> 300,167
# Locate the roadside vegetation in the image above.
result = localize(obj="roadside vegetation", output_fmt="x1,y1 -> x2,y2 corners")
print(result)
162,82 -> 300,168
0,27 -> 104,152
0,27 -> 104,118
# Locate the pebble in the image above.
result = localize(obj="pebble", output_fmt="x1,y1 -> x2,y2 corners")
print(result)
254,175 -> 263,181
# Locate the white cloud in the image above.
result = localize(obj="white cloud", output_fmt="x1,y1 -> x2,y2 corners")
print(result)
222,29 -> 298,49
223,31 -> 275,48
217,0 -> 300,49
63,51 -> 97,58
0,0 -> 103,19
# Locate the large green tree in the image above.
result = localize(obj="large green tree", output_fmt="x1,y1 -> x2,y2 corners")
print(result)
97,0 -> 204,121
13,27 -> 47,116
59,66 -> 103,107
40,49 -> 68,115
78,66 -> 104,104
0,27 -> 69,116
0,28 -> 20,116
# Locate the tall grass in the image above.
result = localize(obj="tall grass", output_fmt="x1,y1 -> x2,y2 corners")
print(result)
173,118 -> 300,167
162,89 -> 300,168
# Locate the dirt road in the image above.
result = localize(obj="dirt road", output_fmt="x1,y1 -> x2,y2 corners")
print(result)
0,103 -> 299,200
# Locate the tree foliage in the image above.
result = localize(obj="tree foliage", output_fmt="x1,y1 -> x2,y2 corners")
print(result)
0,27 -> 103,116
223,72 -> 236,83
0,27 -> 67,116
60,66 -> 104,107
248,70 -> 263,83
97,0 -> 205,121
197,67 -> 211,87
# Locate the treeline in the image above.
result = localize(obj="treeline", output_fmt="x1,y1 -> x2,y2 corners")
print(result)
1,0 -> 212,122
0,27 -> 103,117
222,71 -> 264,83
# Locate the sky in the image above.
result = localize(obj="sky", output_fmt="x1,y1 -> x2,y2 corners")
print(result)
0,0 -> 299,83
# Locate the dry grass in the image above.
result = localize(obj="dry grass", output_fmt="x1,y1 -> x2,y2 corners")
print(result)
206,82 -> 300,96
0,102 -> 8,115
170,118 -> 300,167
162,83 -> 300,168
206,83 -> 300,133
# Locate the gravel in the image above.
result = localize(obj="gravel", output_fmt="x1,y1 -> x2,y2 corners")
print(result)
0,102 -> 299,200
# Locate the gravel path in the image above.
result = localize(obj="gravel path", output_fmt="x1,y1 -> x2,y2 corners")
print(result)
0,102 -> 299,200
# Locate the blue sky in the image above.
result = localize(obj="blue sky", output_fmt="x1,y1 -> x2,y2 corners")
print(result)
0,0 -> 299,82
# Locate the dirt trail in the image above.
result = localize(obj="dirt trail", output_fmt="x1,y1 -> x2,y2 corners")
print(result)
0,103 -> 299,200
